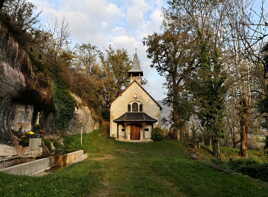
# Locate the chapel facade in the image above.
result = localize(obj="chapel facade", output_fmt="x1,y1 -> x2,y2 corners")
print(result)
110,53 -> 162,142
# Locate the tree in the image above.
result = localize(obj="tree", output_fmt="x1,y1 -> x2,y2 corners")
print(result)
100,47 -> 132,119
1,0 -> 40,32
189,33 -> 228,158
70,45 -> 131,120
146,0 -> 268,158
144,31 -> 196,141
74,43 -> 100,72
226,0 -> 268,157
145,0 -> 233,156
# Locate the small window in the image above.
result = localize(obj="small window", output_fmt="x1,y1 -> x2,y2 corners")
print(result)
139,104 -> 143,112
128,104 -> 131,112
144,128 -> 149,131
122,129 -> 125,132
132,102 -> 138,112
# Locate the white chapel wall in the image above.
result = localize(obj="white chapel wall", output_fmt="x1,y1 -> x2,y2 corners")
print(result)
110,82 -> 161,137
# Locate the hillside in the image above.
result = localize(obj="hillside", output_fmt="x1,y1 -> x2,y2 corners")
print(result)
1,130 -> 268,197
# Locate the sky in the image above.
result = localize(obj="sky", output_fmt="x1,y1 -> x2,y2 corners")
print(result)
27,0 -> 268,102
29,0 -> 167,101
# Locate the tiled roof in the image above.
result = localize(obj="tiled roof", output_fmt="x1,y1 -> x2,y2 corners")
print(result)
114,112 -> 157,123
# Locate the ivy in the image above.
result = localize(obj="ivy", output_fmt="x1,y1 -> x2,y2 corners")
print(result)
53,79 -> 75,130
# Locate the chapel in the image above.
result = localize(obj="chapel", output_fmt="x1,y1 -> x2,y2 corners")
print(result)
110,53 -> 162,142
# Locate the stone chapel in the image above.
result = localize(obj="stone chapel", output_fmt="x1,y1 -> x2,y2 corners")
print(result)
110,53 -> 162,142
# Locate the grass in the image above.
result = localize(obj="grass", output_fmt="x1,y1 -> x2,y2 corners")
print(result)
1,130 -> 268,197
196,145 -> 268,166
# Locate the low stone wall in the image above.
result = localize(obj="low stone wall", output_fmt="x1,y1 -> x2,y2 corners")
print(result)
54,150 -> 87,167
0,144 -> 17,157
0,150 -> 87,176
0,157 -> 54,176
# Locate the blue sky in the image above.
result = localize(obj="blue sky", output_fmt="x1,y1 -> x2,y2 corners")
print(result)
29,0 -> 167,101
28,0 -> 268,101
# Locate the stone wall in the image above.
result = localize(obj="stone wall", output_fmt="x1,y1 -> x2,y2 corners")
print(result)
0,150 -> 87,176
11,105 -> 34,132
0,144 -> 17,157
7,98 -> 98,136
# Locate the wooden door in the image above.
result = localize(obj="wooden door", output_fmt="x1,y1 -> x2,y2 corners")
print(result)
131,125 -> 140,140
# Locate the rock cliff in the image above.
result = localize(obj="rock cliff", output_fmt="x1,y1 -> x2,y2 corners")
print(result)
0,20 -> 30,143
0,20 -> 99,145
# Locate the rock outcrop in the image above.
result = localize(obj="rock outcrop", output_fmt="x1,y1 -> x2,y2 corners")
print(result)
40,94 -> 99,135
0,20 -> 31,143
0,20 -> 99,145
67,94 -> 99,134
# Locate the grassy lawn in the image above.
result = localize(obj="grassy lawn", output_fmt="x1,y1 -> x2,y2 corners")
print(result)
1,130 -> 268,197
197,145 -> 268,163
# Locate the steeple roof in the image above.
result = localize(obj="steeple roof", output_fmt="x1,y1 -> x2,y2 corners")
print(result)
129,51 -> 143,74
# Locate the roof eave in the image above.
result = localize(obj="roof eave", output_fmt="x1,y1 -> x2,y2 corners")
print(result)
114,120 -> 157,123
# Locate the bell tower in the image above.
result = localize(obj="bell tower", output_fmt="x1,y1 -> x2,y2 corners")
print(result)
128,51 -> 143,84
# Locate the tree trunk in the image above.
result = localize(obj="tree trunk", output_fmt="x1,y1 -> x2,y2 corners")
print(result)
204,135 -> 211,147
232,127 -> 236,148
212,136 -> 221,159
240,123 -> 249,158
239,96 -> 249,158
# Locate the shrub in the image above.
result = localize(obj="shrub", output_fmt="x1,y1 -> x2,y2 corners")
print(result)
152,127 -> 164,141
43,139 -> 52,151
228,159 -> 268,182
53,81 -> 76,130
19,136 -> 29,147
229,159 -> 258,170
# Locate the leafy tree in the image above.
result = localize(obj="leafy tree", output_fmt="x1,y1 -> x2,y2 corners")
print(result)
1,0 -> 40,32
100,47 -> 132,119
74,43 -> 100,72
189,33 -> 228,158
71,44 -> 131,120
145,0 -> 234,157
144,31 -> 196,141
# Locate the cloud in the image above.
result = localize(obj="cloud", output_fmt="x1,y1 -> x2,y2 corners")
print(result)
30,0 -> 166,100
126,0 -> 149,29
31,0 -> 123,45
112,35 -> 138,50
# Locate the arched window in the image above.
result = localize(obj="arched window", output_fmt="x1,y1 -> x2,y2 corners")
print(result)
132,102 -> 138,112
139,104 -> 143,112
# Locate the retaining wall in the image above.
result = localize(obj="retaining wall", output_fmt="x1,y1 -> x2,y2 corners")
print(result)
0,150 -> 87,176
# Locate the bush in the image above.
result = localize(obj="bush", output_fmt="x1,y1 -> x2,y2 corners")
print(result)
19,136 -> 29,147
152,127 -> 164,141
53,81 -> 76,130
228,159 -> 268,182
228,159 -> 258,170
